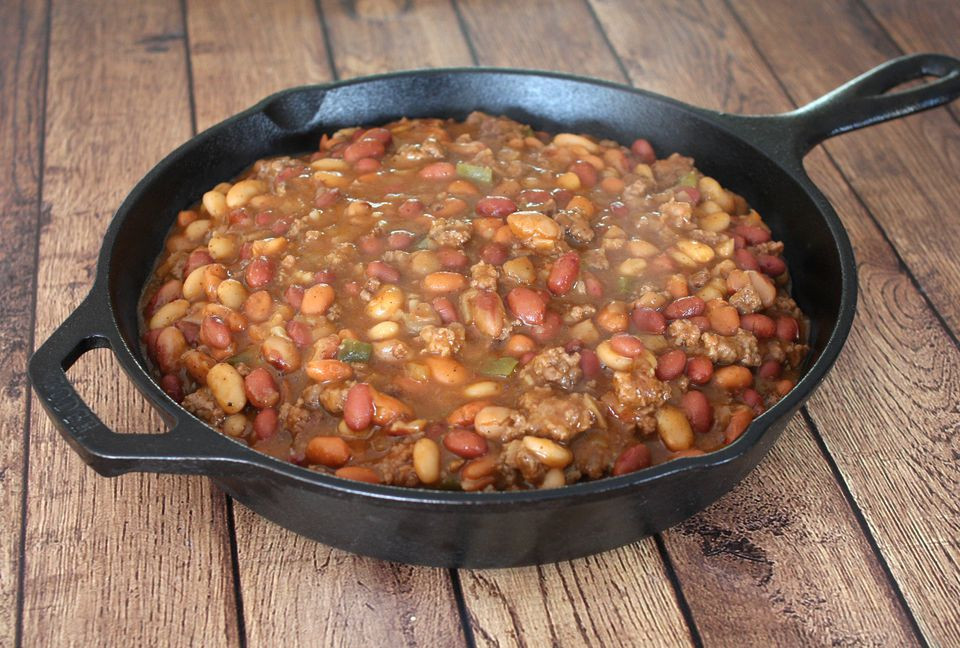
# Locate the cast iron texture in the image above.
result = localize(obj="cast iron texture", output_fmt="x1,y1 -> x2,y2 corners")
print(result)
29,54 -> 960,567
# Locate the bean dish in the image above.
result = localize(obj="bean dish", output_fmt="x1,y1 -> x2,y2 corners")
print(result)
140,112 -> 809,491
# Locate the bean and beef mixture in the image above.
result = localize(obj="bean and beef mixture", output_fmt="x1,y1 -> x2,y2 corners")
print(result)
141,112 -> 808,490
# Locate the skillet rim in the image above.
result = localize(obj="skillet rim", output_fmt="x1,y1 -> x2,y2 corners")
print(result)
96,66 -> 857,507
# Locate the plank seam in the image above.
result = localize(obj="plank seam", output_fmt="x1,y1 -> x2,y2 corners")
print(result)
178,0 -> 198,136
224,497 -> 248,648
14,0 -> 52,645
448,568 -> 478,648
449,0 -> 480,66
313,0 -> 340,81
583,0 -> 631,83
653,535 -> 704,648
853,0 -> 960,127
720,0 -> 960,354
800,408 -> 930,647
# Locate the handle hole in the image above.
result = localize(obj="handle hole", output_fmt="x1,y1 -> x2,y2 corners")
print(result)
66,348 -> 169,435
885,74 -> 940,94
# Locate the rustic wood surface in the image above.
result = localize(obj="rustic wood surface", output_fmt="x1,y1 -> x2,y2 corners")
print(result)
5,0 -> 958,646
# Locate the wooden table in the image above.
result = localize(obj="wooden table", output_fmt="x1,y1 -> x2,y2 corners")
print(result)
4,0 -> 959,645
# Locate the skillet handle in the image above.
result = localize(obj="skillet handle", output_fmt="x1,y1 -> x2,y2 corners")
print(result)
784,52 -> 960,155
28,294 -> 250,477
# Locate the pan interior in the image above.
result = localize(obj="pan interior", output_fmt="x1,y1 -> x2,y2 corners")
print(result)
107,71 -> 842,383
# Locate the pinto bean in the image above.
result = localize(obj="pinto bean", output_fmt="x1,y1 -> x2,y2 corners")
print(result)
473,290 -> 505,338
685,356 -> 714,385
480,242 -> 509,265
681,390 -> 713,434
261,335 -> 301,373
343,138 -> 385,163
707,305 -> 740,336
609,334 -> 645,358
475,196 -> 517,218
344,383 -> 374,431
335,466 -> 381,483
631,138 -> 656,164
758,360 -> 782,380
423,272 -> 467,293
425,356 -> 470,385
413,438 -> 441,484
547,252 -> 580,296
776,316 -> 800,341
156,326 -> 186,374
436,248 -> 469,270
398,198 -> 424,218
631,307 -> 667,334
724,407 -> 755,444
244,367 -> 280,408
244,257 -> 275,289
663,296 -> 705,320
568,160 -> 598,188
656,349 -> 687,380
529,310 -> 562,343
146,279 -> 183,317
656,405 -> 694,451
733,248 -> 760,271
507,287 -> 547,325
612,444 -> 652,476
243,290 -> 273,323
446,400 -> 491,427
301,283 -> 335,315
419,161 -> 456,180
306,436 -> 351,467
757,254 -> 787,276
206,363 -> 246,414
253,407 -> 279,440
733,224 -> 771,245
740,313 -> 776,338
713,365 -> 753,390
306,359 -> 353,383
431,296 -> 459,324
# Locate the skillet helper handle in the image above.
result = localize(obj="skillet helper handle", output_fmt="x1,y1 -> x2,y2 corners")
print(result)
788,52 -> 960,154
29,295 -> 244,477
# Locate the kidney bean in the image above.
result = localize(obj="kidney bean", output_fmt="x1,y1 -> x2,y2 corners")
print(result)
714,365 -> 754,390
253,408 -> 278,440
387,232 -> 414,250
707,305 -> 740,336
282,285 -> 303,310
507,287 -> 547,325
185,249 -> 214,277
631,138 -> 656,164
286,320 -> 313,347
419,161 -> 456,180
436,248 -> 469,270
244,257 -> 275,289
775,379 -> 795,396
254,211 -> 275,227
663,296 -> 705,320
547,252 -> 580,296
690,315 -> 710,331
742,388 -> 765,414
314,187 -> 341,208
758,360 -> 782,380
244,367 -> 280,408
551,188 -> 573,209
609,201 -> 629,218
732,224 -> 771,245
358,235 -> 385,256
366,260 -> 400,283
271,218 -> 291,236
740,313 -> 776,339
160,374 -> 184,403
517,188 -> 551,206
306,436 -> 351,467
681,390 -> 713,434
612,444 -> 652,476
776,316 -> 800,341
344,383 -> 374,431
758,254 -> 787,276
175,320 -> 200,345
568,160 -> 598,188
631,307 -> 667,334
724,407 -> 755,444
200,316 -> 232,349
314,269 -> 336,284
656,349 -> 687,380
529,310 -> 562,343
146,279 -> 183,317
230,209 -> 252,228
431,296 -> 459,324
398,198 -> 424,218
675,187 -> 700,204
584,274 -> 604,299
343,138 -> 385,163
579,348 -> 601,379
362,127 -> 392,145
480,242 -> 508,265
610,334 -> 645,358
475,196 -> 517,218
686,356 -> 714,385
733,234 -> 746,250
443,429 -> 488,459
733,248 -> 760,271
354,157 -> 381,174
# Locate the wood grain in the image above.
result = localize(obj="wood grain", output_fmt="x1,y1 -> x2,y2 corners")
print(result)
450,5 -> 695,646
588,1 -> 931,644
22,1 -> 239,645
184,1 -> 467,645
320,0 -> 473,76
0,0 -> 48,644
728,0 -> 960,335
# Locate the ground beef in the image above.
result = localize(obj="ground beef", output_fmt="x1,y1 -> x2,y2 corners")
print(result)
563,304 -> 596,324
428,218 -> 472,248
652,153 -> 694,188
519,347 -> 582,389
417,324 -> 465,357
660,199 -> 695,230
580,248 -> 609,270
394,138 -> 445,164
750,240 -> 784,256
668,319 -> 703,348
307,381 -> 354,415
729,285 -> 762,314
470,262 -> 499,291
774,294 -> 804,319
323,242 -> 356,267
623,177 -> 654,206
498,440 -> 547,485
182,387 -> 226,426
700,330 -> 761,366
555,208 -> 594,245
377,438 -> 420,487
518,387 -> 602,443
609,364 -> 671,433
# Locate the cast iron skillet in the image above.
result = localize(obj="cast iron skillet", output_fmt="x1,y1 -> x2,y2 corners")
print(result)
29,54 -> 960,568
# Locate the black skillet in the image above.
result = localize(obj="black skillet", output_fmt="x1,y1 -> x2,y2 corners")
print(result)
29,54 -> 960,568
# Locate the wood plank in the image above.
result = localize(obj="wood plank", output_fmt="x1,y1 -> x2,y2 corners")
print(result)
589,0 -> 938,643
184,1 -> 468,645
452,4 -> 695,646
0,0 -> 48,644
320,0 -> 473,76
23,1 -> 239,645
728,0 -> 960,335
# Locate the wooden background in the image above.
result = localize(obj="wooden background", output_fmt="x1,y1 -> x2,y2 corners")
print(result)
3,0 -> 958,645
